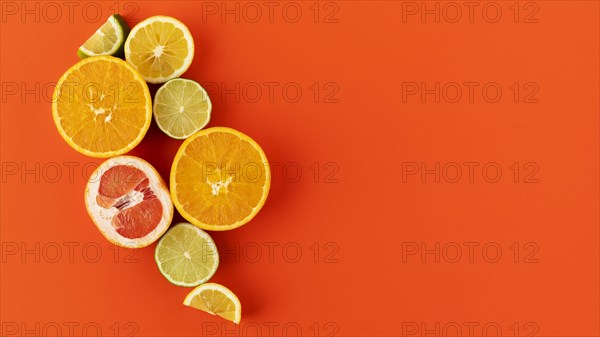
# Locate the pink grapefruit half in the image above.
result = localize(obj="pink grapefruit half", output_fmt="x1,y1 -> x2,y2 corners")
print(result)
85,156 -> 173,248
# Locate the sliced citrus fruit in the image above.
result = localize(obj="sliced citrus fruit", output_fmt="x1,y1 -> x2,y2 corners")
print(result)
78,14 -> 130,59
85,156 -> 173,248
155,223 -> 219,287
170,127 -> 271,231
124,15 -> 194,84
183,283 -> 241,324
153,78 -> 212,139
52,56 -> 152,158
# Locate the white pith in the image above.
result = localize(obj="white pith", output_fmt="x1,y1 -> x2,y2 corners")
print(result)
209,176 -> 233,196
153,45 -> 164,57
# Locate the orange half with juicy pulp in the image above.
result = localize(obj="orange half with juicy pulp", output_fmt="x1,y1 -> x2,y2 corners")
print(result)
170,127 -> 270,231
52,56 -> 152,158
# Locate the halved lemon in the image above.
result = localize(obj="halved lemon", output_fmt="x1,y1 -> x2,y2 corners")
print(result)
155,223 -> 219,287
124,16 -> 194,84
183,283 -> 241,324
153,78 -> 212,139
84,156 -> 173,248
170,127 -> 271,231
78,14 -> 130,59
52,56 -> 152,158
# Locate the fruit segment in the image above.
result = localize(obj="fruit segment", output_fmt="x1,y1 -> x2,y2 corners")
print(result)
78,14 -> 130,58
184,283 -> 242,324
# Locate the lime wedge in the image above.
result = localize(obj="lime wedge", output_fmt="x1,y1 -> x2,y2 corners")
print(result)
153,78 -> 212,139
154,223 -> 219,287
183,283 -> 242,324
78,14 -> 130,59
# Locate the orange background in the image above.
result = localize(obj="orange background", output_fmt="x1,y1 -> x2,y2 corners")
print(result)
1,1 -> 599,336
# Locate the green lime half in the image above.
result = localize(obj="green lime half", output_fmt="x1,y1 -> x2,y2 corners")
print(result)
153,78 -> 212,139
155,223 -> 219,287
78,14 -> 130,59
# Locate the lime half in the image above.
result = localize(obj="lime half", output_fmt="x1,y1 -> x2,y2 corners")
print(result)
153,78 -> 212,139
78,14 -> 130,59
155,223 -> 219,287
183,283 -> 242,324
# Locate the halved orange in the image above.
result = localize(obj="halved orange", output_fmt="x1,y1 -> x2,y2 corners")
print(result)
52,56 -> 152,158
85,156 -> 173,248
170,127 -> 270,231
